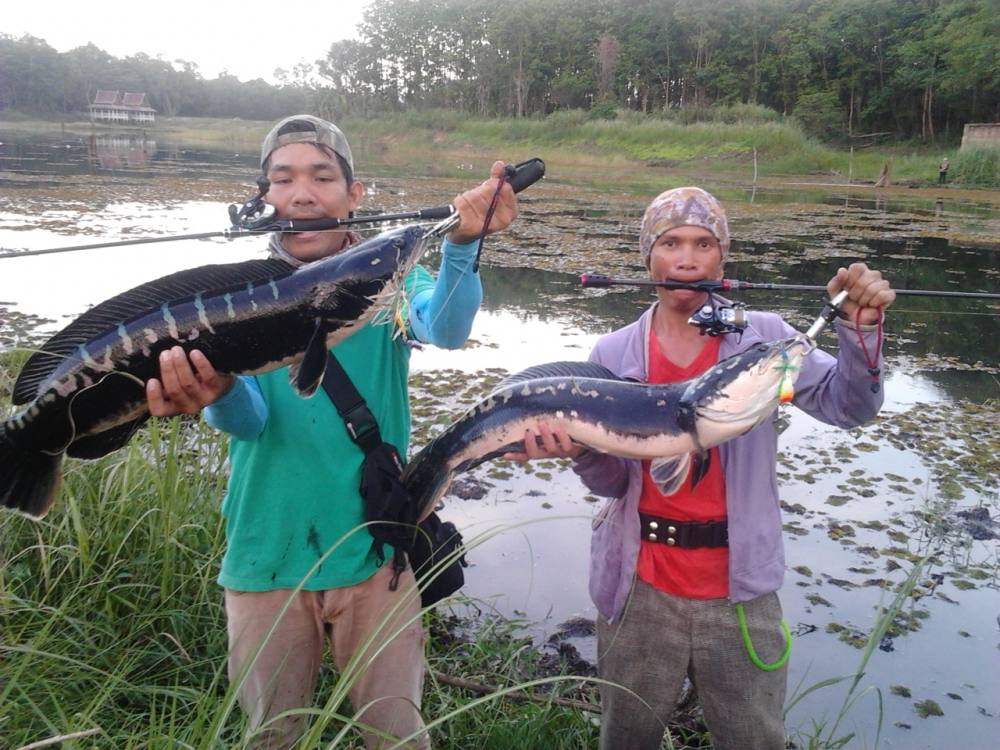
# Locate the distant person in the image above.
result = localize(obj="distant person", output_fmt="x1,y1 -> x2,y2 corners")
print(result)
509,187 -> 896,750
939,156 -> 950,184
146,115 -> 520,749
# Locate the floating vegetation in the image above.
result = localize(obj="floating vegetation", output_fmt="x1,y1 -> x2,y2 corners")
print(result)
890,685 -> 912,698
914,699 -> 944,718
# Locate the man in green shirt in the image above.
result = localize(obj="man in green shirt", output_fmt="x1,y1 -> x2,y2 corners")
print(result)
146,114 -> 519,749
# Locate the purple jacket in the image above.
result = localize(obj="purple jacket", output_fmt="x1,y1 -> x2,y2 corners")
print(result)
574,303 -> 885,620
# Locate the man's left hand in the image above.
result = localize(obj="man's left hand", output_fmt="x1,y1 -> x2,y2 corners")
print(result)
447,160 -> 519,245
827,262 -> 896,325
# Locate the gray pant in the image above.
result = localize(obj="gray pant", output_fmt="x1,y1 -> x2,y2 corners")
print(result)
597,580 -> 787,750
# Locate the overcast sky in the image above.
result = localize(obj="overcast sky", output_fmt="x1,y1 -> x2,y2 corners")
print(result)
3,0 -> 369,83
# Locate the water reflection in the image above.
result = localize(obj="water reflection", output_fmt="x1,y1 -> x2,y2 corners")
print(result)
87,133 -> 157,171
0,130 -> 256,182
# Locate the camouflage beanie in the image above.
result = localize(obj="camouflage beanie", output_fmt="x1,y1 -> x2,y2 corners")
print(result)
639,187 -> 730,262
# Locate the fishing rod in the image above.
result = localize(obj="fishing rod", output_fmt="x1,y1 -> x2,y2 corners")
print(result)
579,273 -> 1000,338
579,274 -> 1000,300
0,158 -> 546,260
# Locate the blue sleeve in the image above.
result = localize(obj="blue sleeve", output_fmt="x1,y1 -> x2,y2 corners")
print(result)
408,237 -> 483,349
203,375 -> 268,440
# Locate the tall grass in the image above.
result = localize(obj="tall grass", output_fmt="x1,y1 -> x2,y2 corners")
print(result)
338,108 -> 950,184
951,146 -> 1000,187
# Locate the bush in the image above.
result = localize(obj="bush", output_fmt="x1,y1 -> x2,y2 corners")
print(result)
952,147 -> 1000,187
588,100 -> 619,121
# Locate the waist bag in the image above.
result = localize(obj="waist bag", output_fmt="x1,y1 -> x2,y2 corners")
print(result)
321,351 -> 466,607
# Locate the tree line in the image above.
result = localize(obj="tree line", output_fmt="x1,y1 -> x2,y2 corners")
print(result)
322,0 -> 997,140
2,0 -> 997,142
0,35 -> 310,122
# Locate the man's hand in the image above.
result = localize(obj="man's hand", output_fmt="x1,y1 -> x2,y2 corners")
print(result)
827,262 -> 896,325
447,160 -> 519,245
147,346 -> 233,416
504,422 -> 584,461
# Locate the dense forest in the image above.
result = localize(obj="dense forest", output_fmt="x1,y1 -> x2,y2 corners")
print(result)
2,0 -> 997,142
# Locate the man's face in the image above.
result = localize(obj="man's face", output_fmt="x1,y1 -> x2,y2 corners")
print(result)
264,142 -> 364,261
648,225 -> 724,311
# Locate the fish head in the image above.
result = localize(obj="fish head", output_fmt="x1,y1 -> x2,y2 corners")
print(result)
306,224 -> 428,318
681,334 -> 813,448
314,224 -> 428,283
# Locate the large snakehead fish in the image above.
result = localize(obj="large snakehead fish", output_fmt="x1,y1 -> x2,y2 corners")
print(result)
1,225 -> 427,518
402,335 -> 813,519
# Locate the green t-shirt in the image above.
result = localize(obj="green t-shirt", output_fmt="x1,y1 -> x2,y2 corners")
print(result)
218,266 -> 434,591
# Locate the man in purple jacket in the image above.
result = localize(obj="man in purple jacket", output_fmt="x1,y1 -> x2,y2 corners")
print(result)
510,187 -> 895,749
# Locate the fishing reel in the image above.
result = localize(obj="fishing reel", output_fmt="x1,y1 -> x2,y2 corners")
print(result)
689,296 -> 748,337
580,273 -> 749,337
227,175 -> 274,230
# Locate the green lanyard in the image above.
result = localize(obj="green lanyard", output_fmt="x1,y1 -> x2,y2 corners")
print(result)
735,602 -> 792,671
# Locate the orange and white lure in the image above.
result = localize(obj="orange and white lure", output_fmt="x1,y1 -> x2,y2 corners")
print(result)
777,349 -> 798,403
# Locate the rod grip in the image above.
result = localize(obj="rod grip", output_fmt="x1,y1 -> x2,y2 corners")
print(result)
416,205 -> 455,220
506,158 -> 546,193
580,273 -> 613,287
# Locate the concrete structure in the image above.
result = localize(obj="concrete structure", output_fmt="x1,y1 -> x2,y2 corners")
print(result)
961,123 -> 1000,150
88,90 -> 156,125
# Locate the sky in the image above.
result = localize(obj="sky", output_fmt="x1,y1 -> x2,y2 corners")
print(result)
3,0 -> 369,83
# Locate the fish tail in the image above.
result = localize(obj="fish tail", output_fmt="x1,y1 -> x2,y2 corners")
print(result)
0,422 -> 64,518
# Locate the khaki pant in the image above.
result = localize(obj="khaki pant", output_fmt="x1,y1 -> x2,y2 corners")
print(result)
226,565 -> 429,750
597,581 -> 787,750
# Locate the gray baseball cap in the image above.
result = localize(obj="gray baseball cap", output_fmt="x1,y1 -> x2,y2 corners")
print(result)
260,114 -> 354,173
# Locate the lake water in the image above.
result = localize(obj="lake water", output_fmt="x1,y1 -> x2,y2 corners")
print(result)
1,128 -> 998,748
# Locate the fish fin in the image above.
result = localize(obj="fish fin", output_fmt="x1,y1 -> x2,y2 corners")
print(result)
289,320 -> 328,397
13,258 -> 295,405
66,415 -> 150,459
495,361 -> 621,391
650,453 -> 692,496
0,424 -> 64,518
689,450 -> 712,489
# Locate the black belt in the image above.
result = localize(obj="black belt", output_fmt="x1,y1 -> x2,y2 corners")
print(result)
639,513 -> 729,548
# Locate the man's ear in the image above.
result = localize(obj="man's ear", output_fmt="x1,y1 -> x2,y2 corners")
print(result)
348,179 -> 365,211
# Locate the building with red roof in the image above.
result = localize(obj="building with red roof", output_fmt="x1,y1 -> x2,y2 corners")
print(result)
88,90 -> 156,124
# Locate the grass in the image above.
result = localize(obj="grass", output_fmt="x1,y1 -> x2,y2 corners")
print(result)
4,106 -> 970,187
951,146 -> 1000,187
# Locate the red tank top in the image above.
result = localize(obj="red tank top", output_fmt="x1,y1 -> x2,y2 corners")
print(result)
636,326 -> 729,598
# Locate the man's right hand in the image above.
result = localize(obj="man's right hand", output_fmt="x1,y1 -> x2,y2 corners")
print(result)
147,346 -> 233,416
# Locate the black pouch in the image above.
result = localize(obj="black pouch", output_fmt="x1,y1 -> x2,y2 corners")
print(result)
408,512 -> 468,607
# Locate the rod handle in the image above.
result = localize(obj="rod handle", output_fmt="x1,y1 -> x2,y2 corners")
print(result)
580,272 -> 613,287
415,205 -> 455,220
506,158 -> 546,193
